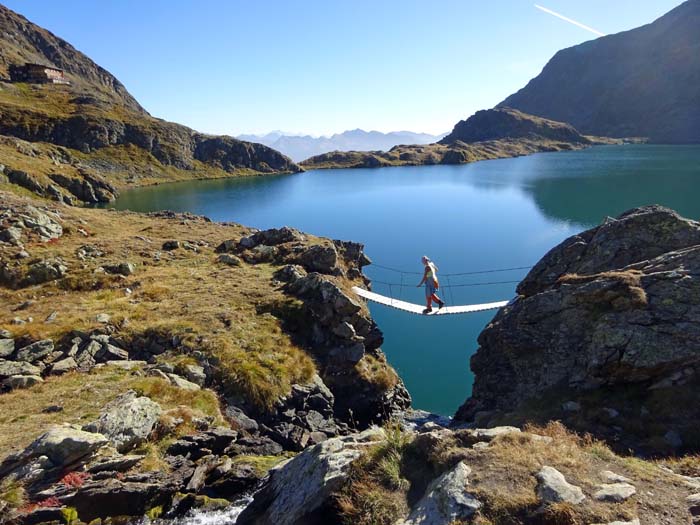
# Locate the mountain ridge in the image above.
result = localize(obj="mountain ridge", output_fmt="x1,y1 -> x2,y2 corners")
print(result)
500,0 -> 700,143
238,129 -> 446,162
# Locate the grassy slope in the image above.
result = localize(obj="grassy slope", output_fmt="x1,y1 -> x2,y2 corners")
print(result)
0,191 -> 392,461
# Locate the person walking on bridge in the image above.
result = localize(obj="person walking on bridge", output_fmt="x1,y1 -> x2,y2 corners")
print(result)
417,256 -> 445,314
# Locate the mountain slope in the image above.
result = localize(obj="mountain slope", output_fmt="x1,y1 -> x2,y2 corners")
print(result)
0,4 -> 299,204
0,4 -> 143,114
239,129 -> 445,162
440,107 -> 588,145
500,0 -> 700,143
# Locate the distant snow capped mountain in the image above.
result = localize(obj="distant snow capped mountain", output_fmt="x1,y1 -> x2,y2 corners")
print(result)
238,129 -> 446,162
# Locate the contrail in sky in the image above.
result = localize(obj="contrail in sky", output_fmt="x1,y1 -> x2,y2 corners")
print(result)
534,4 -> 606,37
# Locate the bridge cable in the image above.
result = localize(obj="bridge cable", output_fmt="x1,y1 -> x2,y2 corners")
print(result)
369,262 -> 533,277
446,274 -> 455,306
370,279 -> 522,289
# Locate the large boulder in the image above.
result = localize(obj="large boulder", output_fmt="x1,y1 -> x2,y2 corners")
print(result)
15,339 -> 54,363
23,259 -> 67,285
239,226 -> 305,249
518,206 -> 700,297
262,374 -> 339,451
536,466 -> 586,505
167,427 -> 238,460
70,333 -> 130,371
298,244 -> 340,274
0,359 -> 42,379
83,391 -> 162,452
237,427 -> 385,525
0,426 -> 107,476
398,461 -> 481,525
2,374 -> 43,390
285,270 -> 410,426
456,206 -> 700,452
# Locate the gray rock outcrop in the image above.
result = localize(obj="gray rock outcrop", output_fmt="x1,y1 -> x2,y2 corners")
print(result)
457,206 -> 700,453
594,482 -> 637,502
15,339 -> 54,363
0,426 -> 107,478
217,227 -> 410,427
536,466 -> 586,505
399,461 -> 481,525
237,427 -> 385,525
83,391 -> 162,452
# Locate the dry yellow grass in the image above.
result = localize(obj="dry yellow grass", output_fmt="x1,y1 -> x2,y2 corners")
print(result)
335,423 -> 411,525
355,353 -> 399,390
661,454 -> 700,477
466,422 -> 678,524
0,197 -> 325,412
558,270 -> 647,307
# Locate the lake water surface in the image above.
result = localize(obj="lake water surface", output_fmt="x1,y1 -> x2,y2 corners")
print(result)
110,145 -> 700,415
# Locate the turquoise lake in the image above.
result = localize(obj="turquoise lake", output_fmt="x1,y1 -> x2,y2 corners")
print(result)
109,145 -> 700,416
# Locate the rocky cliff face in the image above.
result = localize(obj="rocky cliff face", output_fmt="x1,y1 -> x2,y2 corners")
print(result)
500,0 -> 700,143
439,108 -> 589,145
0,4 -> 299,204
215,226 -> 411,427
456,206 -> 700,454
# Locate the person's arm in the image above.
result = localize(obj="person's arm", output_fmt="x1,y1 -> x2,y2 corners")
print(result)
417,267 -> 428,287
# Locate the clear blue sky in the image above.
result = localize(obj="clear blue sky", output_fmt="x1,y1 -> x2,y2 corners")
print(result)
3,0 -> 685,136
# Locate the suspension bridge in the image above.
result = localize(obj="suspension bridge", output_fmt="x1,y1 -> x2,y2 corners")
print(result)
351,262 -> 531,316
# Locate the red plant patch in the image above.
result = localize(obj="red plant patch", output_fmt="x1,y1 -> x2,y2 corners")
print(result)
19,496 -> 62,513
60,471 -> 91,488
37,496 -> 61,508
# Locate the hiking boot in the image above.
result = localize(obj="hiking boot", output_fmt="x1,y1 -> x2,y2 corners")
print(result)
437,300 -> 445,309
423,307 -> 432,315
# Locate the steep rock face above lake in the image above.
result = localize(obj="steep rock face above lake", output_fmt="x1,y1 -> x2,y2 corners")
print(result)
500,0 -> 700,143
0,4 -> 299,203
439,108 -> 589,145
456,206 -> 700,454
